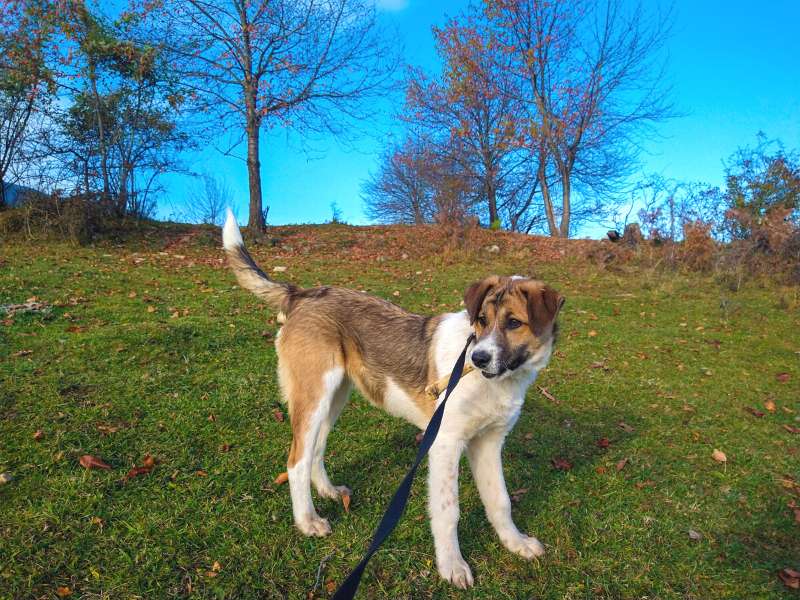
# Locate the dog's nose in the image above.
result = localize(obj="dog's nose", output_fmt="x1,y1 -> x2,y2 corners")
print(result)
471,349 -> 491,369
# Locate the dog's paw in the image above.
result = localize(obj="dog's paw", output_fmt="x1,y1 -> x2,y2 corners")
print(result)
317,484 -> 352,501
437,555 -> 474,589
504,533 -> 545,559
296,515 -> 332,537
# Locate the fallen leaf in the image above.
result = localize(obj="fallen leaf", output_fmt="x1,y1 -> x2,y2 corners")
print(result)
551,457 -> 572,471
524,432 -> 534,441
778,568 -> 800,589
793,508 -> 800,525
79,455 -> 111,470
616,458 -> 629,471
595,466 -> 607,474
596,437 -> 610,449
538,386 -> 559,404
765,400 -> 776,412
13,349 -> 33,357
207,413 -> 216,422
618,421 -> 635,433
220,443 -> 232,452
414,431 -> 424,445
326,580 -> 336,594
274,472 -> 289,485
744,407 -> 765,418
205,570 -> 218,578
342,493 -> 351,513
56,586 -> 72,597
33,429 -> 43,441
590,361 -> 605,369
783,425 -> 800,434
90,516 -> 103,527
0,472 -> 13,484
635,479 -> 656,489
776,372 -> 791,383
588,330 -> 598,337
510,488 -> 528,503
146,305 -> 156,313
712,449 -> 727,463
271,408 -> 284,423
195,470 -> 208,477
688,529 -> 702,540
212,561 -> 221,573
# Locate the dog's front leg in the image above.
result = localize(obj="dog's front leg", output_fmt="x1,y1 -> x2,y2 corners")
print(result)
428,437 -> 473,589
467,428 -> 545,559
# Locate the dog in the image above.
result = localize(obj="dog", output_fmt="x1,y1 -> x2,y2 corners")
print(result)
222,210 -> 564,588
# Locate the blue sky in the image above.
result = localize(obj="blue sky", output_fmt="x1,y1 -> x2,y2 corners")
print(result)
158,0 -> 800,237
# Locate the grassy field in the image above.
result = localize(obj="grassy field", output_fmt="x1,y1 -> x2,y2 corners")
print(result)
1,223 -> 799,599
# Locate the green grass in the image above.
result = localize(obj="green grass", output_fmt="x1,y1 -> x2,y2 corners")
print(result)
1,224 -> 798,599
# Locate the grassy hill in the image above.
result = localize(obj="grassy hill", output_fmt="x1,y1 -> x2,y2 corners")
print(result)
1,222 -> 798,598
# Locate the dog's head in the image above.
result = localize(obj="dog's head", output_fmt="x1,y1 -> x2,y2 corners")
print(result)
463,275 -> 565,379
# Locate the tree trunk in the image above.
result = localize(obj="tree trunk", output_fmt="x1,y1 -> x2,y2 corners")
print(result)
487,184 -> 498,227
559,175 -> 571,237
244,90 -> 265,231
87,62 -> 111,207
0,178 -> 6,209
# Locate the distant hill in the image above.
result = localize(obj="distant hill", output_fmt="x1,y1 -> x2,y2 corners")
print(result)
1,182 -> 38,207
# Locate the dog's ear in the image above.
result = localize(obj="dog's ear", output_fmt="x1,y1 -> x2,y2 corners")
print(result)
525,285 -> 565,336
463,276 -> 501,324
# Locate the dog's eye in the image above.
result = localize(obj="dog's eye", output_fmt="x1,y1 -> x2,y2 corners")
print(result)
477,315 -> 487,327
507,318 -> 522,330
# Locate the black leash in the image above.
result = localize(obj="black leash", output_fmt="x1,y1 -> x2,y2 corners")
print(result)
331,333 -> 475,600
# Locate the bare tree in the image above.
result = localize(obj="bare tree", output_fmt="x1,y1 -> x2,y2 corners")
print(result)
0,3 -> 49,208
151,0 -> 398,231
363,137 -> 436,225
404,15 -> 525,228
187,173 -> 232,226
487,0 -> 673,237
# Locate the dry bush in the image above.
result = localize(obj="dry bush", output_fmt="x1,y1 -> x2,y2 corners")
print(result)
0,194 -> 110,244
679,221 -> 717,272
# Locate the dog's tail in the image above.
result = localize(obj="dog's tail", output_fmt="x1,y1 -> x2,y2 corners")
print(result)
222,208 -> 293,312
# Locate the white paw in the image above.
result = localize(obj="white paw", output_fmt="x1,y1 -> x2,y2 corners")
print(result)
504,533 -> 545,559
438,555 -> 474,589
296,515 -> 331,537
317,484 -> 351,501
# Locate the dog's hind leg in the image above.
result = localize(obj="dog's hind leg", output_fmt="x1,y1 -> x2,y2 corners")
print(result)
283,353 -> 345,537
311,380 -> 352,501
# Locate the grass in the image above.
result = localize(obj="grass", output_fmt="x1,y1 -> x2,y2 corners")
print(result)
1,223 -> 798,599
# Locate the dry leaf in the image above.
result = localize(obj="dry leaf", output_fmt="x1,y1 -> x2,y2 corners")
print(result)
274,472 -> 289,485
326,580 -> 336,594
33,429 -> 43,441
595,466 -> 607,474
414,431 -> 424,445
207,413 -> 216,422
551,457 -> 573,471
212,561 -> 221,573
524,432 -> 534,441
778,568 -> 800,589
0,472 -> 12,484
195,470 -> 208,477
712,449 -> 727,463
616,458 -> 629,471
744,407 -> 765,418
776,372 -> 791,383
765,400 -> 776,412
79,455 -> 111,470
783,425 -> 800,434
538,386 -> 559,404
688,529 -> 702,540
597,437 -> 610,448
588,330 -> 598,337
342,493 -> 351,513
220,443 -> 232,452
146,305 -> 156,313
618,421 -> 635,433
271,408 -> 285,423
56,586 -> 72,597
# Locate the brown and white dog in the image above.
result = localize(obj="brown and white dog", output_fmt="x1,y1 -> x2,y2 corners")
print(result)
222,210 -> 564,588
